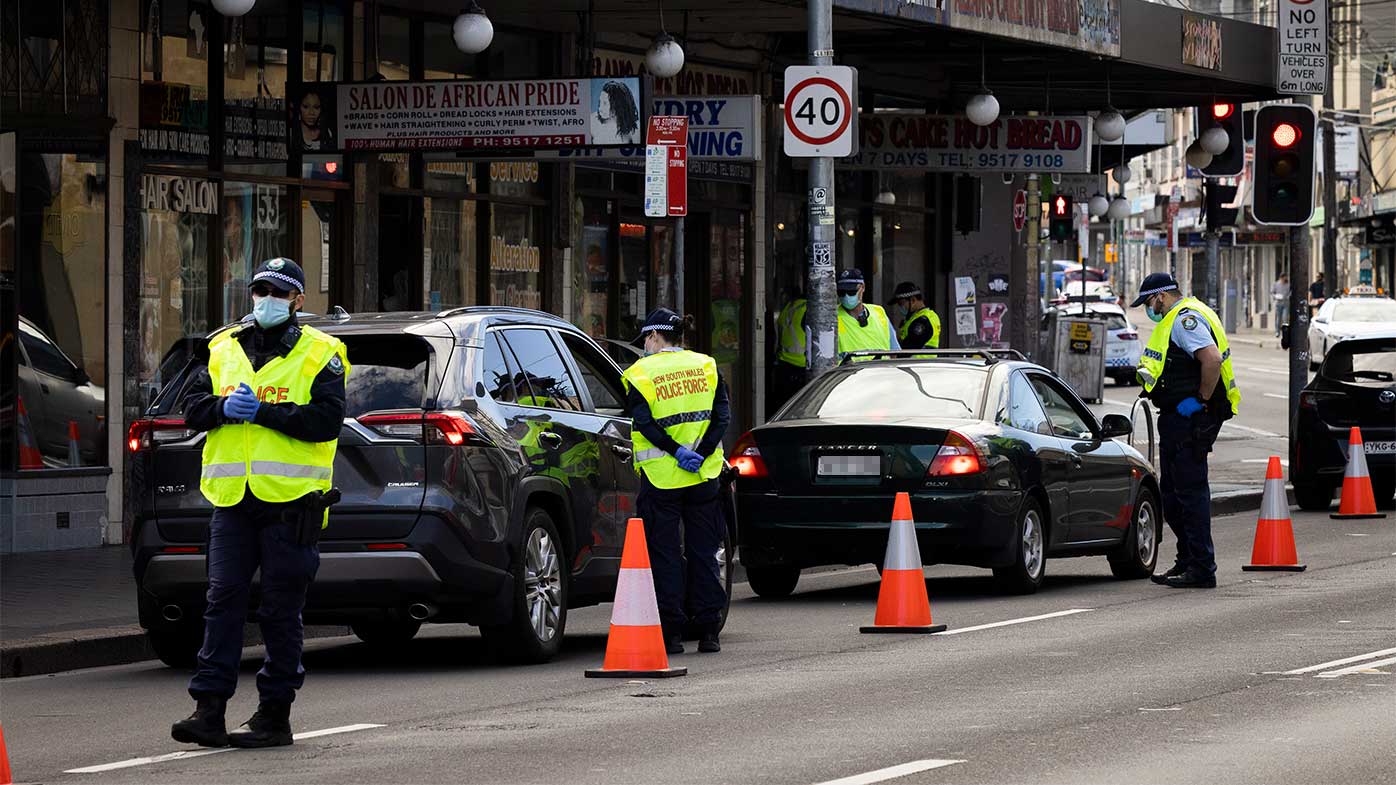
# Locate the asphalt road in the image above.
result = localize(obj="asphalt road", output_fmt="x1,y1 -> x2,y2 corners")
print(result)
6,508 -> 1394,785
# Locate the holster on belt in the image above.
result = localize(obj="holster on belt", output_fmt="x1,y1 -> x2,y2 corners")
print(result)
283,488 -> 342,546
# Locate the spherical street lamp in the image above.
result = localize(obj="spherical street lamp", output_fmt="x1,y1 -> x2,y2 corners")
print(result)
645,33 -> 685,79
1200,126 -> 1230,157
1185,139 -> 1213,170
211,0 -> 255,16
1095,109 -> 1126,143
1088,193 -> 1110,218
1107,195 -> 1131,221
453,2 -> 494,55
1112,164 -> 1132,185
966,91 -> 1000,127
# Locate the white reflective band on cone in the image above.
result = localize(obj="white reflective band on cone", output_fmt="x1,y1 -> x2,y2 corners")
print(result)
1261,477 -> 1290,521
1345,443 -> 1370,479
609,567 -> 662,627
882,518 -> 921,571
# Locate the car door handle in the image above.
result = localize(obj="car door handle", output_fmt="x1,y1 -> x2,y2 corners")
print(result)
611,445 -> 633,461
1069,454 -> 1084,467
538,431 -> 563,449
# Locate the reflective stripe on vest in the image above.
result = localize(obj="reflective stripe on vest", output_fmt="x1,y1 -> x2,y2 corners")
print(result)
200,324 -> 351,507
896,307 -> 941,349
1137,297 -> 1241,415
837,303 -> 892,358
622,349 -> 725,490
776,299 -> 808,368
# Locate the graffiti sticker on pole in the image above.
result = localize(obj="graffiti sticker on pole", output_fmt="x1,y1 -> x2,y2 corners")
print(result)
783,66 -> 858,158
811,242 -> 833,270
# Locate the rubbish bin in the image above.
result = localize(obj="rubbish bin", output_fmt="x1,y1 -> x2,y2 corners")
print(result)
1053,317 -> 1107,403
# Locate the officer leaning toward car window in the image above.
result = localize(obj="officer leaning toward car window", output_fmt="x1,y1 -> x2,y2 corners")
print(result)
171,257 -> 350,748
1132,273 -> 1240,589
623,308 -> 731,654
891,281 -> 941,350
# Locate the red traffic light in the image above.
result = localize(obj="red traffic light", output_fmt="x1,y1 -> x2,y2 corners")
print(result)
1211,103 -> 1235,120
1053,195 -> 1069,216
1271,122 -> 1300,148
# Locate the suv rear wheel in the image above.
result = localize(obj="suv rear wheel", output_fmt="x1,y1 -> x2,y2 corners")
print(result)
482,507 -> 567,664
746,565 -> 800,598
148,621 -> 203,669
1294,483 -> 1333,512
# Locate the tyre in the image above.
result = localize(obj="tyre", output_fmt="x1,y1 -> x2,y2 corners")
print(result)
148,622 -> 203,669
746,565 -> 800,599
1373,478 -> 1396,510
481,507 -> 567,664
993,496 -> 1046,595
1294,482 -> 1333,512
351,618 -> 422,646
683,525 -> 734,639
1109,487 -> 1160,579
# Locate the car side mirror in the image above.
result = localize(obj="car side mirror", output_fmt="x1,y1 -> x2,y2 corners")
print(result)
1280,325 -> 1291,350
1100,413 -> 1132,438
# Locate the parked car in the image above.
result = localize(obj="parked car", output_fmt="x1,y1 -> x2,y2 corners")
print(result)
1056,280 -> 1119,303
128,308 -> 735,667
1289,336 -> 1396,511
1042,302 -> 1142,386
732,349 -> 1160,597
1307,292 -> 1396,368
16,317 -> 105,466
597,337 -> 645,370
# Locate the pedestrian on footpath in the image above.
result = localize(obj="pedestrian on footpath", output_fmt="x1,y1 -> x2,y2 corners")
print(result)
1271,273 -> 1290,339
172,257 -> 349,748
1132,273 -> 1240,589
891,281 -> 941,350
1309,272 -> 1326,315
623,308 -> 731,654
834,268 -> 899,360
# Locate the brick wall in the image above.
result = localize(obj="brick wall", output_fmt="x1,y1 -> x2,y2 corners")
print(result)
2,474 -> 109,554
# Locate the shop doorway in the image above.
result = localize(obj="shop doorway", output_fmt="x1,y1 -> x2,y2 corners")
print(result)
301,190 -> 341,315
379,195 -> 422,311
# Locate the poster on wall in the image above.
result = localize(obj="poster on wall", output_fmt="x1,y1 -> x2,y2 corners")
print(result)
980,302 -> 1008,346
954,276 -> 977,305
314,77 -> 645,152
955,307 -> 977,337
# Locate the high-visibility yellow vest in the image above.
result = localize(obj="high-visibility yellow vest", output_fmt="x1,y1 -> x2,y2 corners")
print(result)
897,306 -> 941,349
837,303 -> 892,357
622,349 -> 725,489
776,299 -> 808,368
1138,297 -> 1240,415
200,324 -> 351,510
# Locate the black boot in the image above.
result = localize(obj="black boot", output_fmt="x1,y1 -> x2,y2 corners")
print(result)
665,632 -> 684,655
228,701 -> 294,748
698,628 -> 721,654
1150,563 -> 1188,585
171,693 -> 229,748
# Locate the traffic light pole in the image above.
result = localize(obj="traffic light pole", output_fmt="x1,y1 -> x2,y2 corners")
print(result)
1321,101 -> 1339,292
805,0 -> 838,378
1287,224 -> 1311,438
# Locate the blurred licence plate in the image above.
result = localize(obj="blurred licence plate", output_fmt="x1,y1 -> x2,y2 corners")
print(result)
817,455 -> 881,476
1366,441 -> 1396,455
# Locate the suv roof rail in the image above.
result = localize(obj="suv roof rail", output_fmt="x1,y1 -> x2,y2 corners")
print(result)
838,348 -> 1027,366
434,305 -> 565,321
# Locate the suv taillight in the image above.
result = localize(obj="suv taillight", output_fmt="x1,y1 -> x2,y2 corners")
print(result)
127,419 -> 196,452
731,431 -> 768,478
926,431 -> 983,476
357,411 -> 481,446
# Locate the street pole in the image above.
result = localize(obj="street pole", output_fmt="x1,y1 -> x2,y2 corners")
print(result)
1205,231 -> 1220,310
673,216 -> 685,313
1287,224 -> 1311,438
804,0 -> 838,377
1027,173 -> 1042,358
1321,104 -> 1339,292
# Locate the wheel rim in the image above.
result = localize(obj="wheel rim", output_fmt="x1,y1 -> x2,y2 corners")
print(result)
524,527 -> 562,642
1022,510 -> 1044,579
1136,499 -> 1157,565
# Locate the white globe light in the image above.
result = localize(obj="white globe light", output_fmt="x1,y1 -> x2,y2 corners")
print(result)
453,5 -> 494,54
1112,164 -> 1132,185
645,34 -> 685,79
1088,193 -> 1110,218
211,0 -> 255,16
965,92 -> 1000,127
1185,140 -> 1213,169
1107,195 -> 1131,221
875,190 -> 896,206
1200,126 -> 1230,157
1095,110 -> 1126,142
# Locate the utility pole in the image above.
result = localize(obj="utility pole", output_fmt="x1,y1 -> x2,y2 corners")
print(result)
805,0 -> 838,377
1321,5 -> 1338,291
1287,225 -> 1311,438
1026,173 -> 1042,358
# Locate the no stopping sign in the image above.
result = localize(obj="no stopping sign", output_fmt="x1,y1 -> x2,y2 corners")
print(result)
783,66 -> 858,157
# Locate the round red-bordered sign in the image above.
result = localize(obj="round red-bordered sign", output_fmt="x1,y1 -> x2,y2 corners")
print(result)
784,77 -> 853,147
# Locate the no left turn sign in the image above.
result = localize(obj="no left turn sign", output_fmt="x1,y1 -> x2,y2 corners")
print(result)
783,66 -> 858,158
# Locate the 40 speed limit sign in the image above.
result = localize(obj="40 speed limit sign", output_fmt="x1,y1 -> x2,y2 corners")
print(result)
783,66 -> 858,157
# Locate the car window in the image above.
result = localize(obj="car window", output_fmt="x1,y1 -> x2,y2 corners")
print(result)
560,333 -> 626,413
1028,375 -> 1096,440
19,322 -> 82,382
780,365 -> 985,421
481,332 -> 521,402
1322,343 -> 1396,385
1100,314 -> 1128,330
1000,372 -> 1051,435
342,335 -> 431,417
497,329 -> 582,411
1332,300 -> 1396,322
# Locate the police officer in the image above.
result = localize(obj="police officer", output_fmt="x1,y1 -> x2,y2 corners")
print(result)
623,309 -> 731,654
1131,273 -> 1240,589
835,268 -> 899,358
891,281 -> 941,350
171,258 -> 349,748
771,290 -> 808,412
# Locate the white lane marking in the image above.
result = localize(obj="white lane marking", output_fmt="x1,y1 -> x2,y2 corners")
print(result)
1317,655 -> 1396,679
1282,647 -> 1396,675
1138,706 -> 1182,712
813,759 -> 966,785
1263,392 -> 1289,400
1221,423 -> 1283,438
64,724 -> 385,774
933,608 -> 1094,636
1241,458 -> 1289,465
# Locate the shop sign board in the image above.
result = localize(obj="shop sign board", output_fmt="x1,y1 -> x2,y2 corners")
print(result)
838,112 -> 1091,173
321,76 -> 645,151
540,96 -> 762,163
783,66 -> 858,158
645,117 -> 688,218
1181,14 -> 1223,70
950,0 -> 1120,57
141,174 -> 218,215
1278,0 -> 1328,95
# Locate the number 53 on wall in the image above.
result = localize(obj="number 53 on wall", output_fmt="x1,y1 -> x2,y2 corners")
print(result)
255,184 -> 281,230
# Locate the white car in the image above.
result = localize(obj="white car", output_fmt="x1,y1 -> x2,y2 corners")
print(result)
1057,280 -> 1119,304
1307,295 -> 1396,367
1044,302 -> 1143,385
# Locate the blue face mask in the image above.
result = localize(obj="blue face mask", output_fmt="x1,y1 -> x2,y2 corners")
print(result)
1146,299 -> 1165,323
252,295 -> 292,328
840,294 -> 860,310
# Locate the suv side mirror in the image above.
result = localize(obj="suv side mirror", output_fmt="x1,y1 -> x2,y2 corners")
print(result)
1280,324 -> 1291,350
1100,413 -> 1133,438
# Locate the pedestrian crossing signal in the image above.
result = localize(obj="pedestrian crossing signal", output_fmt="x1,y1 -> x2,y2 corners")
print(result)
1049,195 -> 1073,242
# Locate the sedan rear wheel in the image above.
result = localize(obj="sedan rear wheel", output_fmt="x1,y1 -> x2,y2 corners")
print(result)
1109,488 -> 1160,579
993,497 -> 1046,595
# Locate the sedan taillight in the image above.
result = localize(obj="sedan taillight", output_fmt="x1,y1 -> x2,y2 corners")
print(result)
1118,331 -> 1138,341
731,431 -> 768,478
926,431 -> 983,477
357,411 -> 481,446
127,419 -> 196,452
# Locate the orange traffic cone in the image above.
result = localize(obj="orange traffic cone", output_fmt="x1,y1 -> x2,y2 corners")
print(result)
66,419 -> 82,466
1331,427 -> 1387,520
16,397 -> 43,469
0,722 -> 13,785
861,493 -> 946,634
1243,456 -> 1306,572
585,518 -> 687,678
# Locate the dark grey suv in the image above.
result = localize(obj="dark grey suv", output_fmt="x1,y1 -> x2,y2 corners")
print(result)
128,308 -> 734,666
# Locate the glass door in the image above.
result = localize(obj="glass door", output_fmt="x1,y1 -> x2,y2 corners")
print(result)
2,132 -> 16,479
300,190 -> 339,316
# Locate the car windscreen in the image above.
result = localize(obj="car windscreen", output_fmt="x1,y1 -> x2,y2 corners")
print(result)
1332,300 -> 1396,322
1322,343 -> 1396,385
779,364 -> 986,421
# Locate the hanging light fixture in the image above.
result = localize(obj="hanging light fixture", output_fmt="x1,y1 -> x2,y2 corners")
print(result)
453,1 -> 494,55
1087,135 -> 1108,218
211,0 -> 256,16
645,1 -> 685,79
966,45 -> 999,127
1112,164 -> 1132,185
1200,125 -> 1230,157
1107,195 -> 1131,221
1185,139 -> 1213,169
1094,68 -> 1126,142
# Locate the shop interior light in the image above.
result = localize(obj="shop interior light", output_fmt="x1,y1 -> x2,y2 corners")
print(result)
453,1 -> 494,55
211,0 -> 255,16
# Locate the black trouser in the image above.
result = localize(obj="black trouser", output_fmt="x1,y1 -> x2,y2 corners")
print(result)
769,361 -> 807,416
1158,411 -> 1220,576
637,475 -> 725,631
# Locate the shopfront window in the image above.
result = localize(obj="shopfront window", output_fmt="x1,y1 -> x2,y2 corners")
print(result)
424,20 -> 478,80
303,1 -> 346,82
425,197 -> 478,310
299,196 -> 336,315
489,203 -> 542,309
140,0 -> 212,166
377,13 -> 412,80
16,153 -> 107,469
574,197 -> 612,339
618,213 -> 649,338
224,5 -> 288,175
424,159 -> 477,194
138,174 -> 214,405
709,211 -> 746,450
221,182 -> 289,323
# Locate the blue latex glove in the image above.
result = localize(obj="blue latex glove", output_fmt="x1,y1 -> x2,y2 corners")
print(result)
223,383 -> 261,422
675,446 -> 704,473
1176,396 -> 1205,418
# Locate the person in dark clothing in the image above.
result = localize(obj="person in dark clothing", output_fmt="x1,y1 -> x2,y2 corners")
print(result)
172,258 -> 348,749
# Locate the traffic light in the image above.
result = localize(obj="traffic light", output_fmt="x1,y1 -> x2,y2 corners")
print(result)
1049,194 -> 1073,242
1253,104 -> 1316,226
1199,102 -> 1244,177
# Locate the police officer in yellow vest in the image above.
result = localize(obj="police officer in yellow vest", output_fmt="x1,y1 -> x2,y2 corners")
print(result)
891,281 -> 941,350
771,290 -> 807,413
1131,273 -> 1240,590
836,268 -> 899,359
623,309 -> 731,655
171,258 -> 349,749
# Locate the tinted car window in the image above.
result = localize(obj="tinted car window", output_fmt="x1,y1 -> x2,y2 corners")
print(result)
1029,375 -> 1095,440
342,336 -> 430,417
19,322 -> 82,381
1002,372 -> 1050,435
780,365 -> 985,421
1332,300 -> 1396,322
560,333 -> 626,412
481,332 -> 521,401
1322,343 -> 1396,384
498,329 -> 582,411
